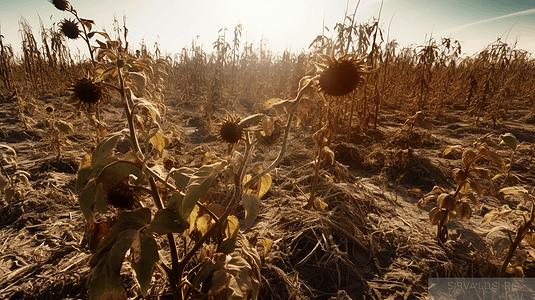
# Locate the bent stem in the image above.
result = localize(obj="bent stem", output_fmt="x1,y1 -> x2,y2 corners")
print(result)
116,64 -> 182,298
500,201 -> 535,276
69,9 -> 95,65
306,129 -> 326,210
178,181 -> 241,299
244,78 -> 313,190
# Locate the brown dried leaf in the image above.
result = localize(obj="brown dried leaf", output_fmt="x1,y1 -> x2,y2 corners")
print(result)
499,186 -> 528,196
459,180 -> 471,195
488,150 -> 506,171
437,193 -> 456,210
427,186 -> 446,195
429,207 -> 442,225
481,209 -> 500,226
418,194 -> 436,208
455,202 -> 472,222
464,193 -> 479,205
443,145 -> 462,157
524,233 -> 535,249
472,167 -> 492,180
452,168 -> 465,186
470,179 -> 483,196
462,149 -> 478,167
87,215 -> 111,254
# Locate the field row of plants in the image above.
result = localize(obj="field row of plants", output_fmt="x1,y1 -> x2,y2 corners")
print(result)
1,0 -> 535,299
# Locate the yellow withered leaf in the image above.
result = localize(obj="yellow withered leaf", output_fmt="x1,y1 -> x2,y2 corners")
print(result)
196,215 -> 213,236
202,152 -> 218,166
506,266 -> 524,277
187,205 -> 200,233
452,168 -> 465,186
442,145 -> 462,157
243,174 -> 254,194
258,174 -> 272,199
437,193 -> 456,210
462,149 -> 478,167
499,186 -> 528,195
524,232 -> 535,249
261,238 -> 273,257
469,179 -> 483,196
323,146 -> 335,165
528,249 -> 535,261
464,193 -> 478,205
488,151 -> 506,170
472,167 -> 492,180
315,198 -> 328,211
80,153 -> 92,170
481,208 -> 500,226
455,202 -> 472,222
429,207 -> 442,225
427,186 -> 446,195
225,215 -> 239,240
459,180 -> 471,195
150,132 -> 166,157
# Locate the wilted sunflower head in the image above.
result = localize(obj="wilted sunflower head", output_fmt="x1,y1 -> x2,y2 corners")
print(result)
50,0 -> 70,11
69,75 -> 106,107
314,53 -> 367,97
60,18 -> 79,39
217,114 -> 244,144
105,177 -> 140,209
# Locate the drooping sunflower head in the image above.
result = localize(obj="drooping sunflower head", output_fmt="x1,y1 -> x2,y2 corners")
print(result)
217,114 -> 244,144
50,0 -> 70,11
314,53 -> 367,97
60,18 -> 79,39
105,177 -> 140,209
69,75 -> 106,107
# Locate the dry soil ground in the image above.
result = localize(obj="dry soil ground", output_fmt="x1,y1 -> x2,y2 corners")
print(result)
1,89 -> 535,299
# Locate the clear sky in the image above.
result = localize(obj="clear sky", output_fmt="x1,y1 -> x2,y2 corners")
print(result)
1,0 -> 534,58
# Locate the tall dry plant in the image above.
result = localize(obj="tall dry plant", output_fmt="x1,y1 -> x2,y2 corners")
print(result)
0,31 -> 14,91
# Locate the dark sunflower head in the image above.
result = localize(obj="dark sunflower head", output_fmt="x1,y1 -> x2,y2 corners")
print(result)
315,54 -> 366,97
69,75 -> 105,106
105,177 -> 140,209
50,0 -> 70,11
217,115 -> 244,144
60,18 -> 79,39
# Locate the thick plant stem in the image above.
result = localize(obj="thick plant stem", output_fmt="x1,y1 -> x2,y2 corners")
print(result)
500,203 -> 535,276
177,184 -> 240,298
500,223 -> 531,276
117,65 -> 182,298
244,111 -> 294,190
346,93 -> 356,142
244,78 -> 313,190
306,147 -> 322,210
306,130 -> 325,210
71,10 -> 95,65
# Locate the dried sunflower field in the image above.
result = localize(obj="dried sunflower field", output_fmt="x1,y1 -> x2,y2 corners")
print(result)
1,1 -> 535,299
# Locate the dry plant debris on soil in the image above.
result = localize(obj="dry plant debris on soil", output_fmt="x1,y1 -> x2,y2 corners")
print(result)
1,3 -> 535,300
